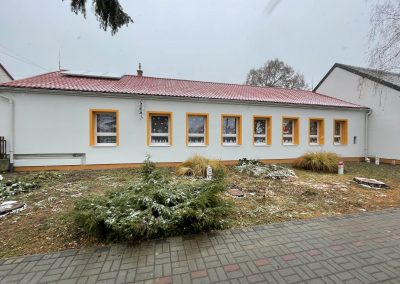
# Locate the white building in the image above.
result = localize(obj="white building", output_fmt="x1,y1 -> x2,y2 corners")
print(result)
0,63 -> 13,83
0,68 -> 368,171
315,63 -> 400,164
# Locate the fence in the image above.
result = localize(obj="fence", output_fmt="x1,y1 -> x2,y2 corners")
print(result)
0,136 -> 6,159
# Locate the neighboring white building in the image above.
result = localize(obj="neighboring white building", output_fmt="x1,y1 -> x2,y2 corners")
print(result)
314,63 -> 400,164
0,63 -> 13,83
0,68 -> 368,171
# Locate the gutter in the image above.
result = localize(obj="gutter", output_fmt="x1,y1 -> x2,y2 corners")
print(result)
364,108 -> 373,160
0,94 -> 14,171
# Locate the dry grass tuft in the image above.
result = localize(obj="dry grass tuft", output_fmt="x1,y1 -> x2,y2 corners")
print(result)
176,155 -> 226,177
293,151 -> 340,173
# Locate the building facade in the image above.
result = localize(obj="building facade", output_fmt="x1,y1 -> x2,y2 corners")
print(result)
0,70 -> 368,171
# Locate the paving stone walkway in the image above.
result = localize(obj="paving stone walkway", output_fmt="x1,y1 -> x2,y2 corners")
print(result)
1,208 -> 400,284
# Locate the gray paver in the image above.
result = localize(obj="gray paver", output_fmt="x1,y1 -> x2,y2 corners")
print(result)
1,208 -> 400,283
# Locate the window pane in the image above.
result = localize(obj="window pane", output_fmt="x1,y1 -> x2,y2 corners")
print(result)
335,122 -> 341,136
151,136 -> 169,144
97,136 -> 116,143
151,115 -> 169,134
310,121 -> 318,136
223,137 -> 237,144
188,116 -> 205,134
310,137 -> 318,144
283,137 -> 293,144
254,119 -> 266,135
188,136 -> 205,144
223,117 -> 237,134
254,137 -> 266,144
97,113 -> 116,133
283,119 -> 293,135
334,137 -> 341,144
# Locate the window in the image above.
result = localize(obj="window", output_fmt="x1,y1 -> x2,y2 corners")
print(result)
309,118 -> 324,145
147,112 -> 172,146
221,115 -> 242,145
253,116 -> 272,145
334,119 -> 348,145
282,117 -> 299,145
89,109 -> 119,146
186,113 -> 209,146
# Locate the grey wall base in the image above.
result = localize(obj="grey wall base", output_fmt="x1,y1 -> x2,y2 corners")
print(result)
0,159 -> 10,172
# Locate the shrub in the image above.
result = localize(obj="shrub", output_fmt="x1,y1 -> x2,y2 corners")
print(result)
237,158 -> 263,166
293,151 -> 340,173
74,157 -> 231,241
0,174 -> 40,200
176,155 -> 226,178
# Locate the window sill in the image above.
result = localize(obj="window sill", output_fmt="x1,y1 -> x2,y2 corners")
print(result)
93,144 -> 118,147
309,143 -> 323,146
333,143 -> 347,146
253,144 -> 271,147
149,144 -> 171,147
222,144 -> 241,147
282,143 -> 298,146
187,144 -> 208,147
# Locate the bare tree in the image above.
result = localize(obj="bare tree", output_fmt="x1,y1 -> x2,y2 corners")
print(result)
66,0 -> 133,35
369,0 -> 400,72
245,59 -> 309,90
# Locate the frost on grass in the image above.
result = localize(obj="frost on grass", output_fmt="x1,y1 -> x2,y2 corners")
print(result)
74,157 -> 231,241
235,159 -> 297,180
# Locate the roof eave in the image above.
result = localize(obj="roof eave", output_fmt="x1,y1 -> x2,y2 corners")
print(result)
0,86 -> 370,111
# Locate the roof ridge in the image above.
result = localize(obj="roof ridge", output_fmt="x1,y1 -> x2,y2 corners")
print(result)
126,74 -> 313,93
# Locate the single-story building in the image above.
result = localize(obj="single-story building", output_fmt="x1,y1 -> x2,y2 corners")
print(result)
314,63 -> 400,164
0,67 -> 369,171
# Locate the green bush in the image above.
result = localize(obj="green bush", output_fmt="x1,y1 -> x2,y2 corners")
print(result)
293,151 -> 340,173
74,157 -> 231,241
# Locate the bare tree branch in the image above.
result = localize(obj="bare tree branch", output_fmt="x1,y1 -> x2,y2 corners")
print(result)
245,59 -> 309,90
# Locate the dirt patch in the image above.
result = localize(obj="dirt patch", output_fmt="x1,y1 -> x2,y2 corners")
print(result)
1,163 -> 400,258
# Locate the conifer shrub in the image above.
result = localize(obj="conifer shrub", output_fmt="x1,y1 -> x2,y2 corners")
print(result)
293,151 -> 340,173
176,155 -> 226,177
74,157 -> 231,241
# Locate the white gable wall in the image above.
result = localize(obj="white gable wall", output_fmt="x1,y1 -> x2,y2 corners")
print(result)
315,67 -> 400,160
1,91 -> 366,168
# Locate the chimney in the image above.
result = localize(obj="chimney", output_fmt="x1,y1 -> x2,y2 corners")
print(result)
137,63 -> 143,77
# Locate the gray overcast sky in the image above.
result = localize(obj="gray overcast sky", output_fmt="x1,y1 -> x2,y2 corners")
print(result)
0,0 -> 373,86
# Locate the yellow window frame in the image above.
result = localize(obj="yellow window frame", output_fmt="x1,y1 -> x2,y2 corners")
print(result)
89,109 -> 119,146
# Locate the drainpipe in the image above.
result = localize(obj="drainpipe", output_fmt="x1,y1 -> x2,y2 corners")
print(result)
0,95 -> 14,171
364,109 -> 372,160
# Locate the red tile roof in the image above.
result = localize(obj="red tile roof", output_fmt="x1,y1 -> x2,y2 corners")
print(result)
0,71 -> 366,109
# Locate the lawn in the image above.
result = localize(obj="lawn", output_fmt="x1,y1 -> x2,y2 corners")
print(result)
1,162 -> 399,258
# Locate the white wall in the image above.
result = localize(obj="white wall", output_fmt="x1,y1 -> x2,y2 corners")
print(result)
1,91 -> 366,167
0,67 -> 12,84
315,68 -> 400,160
0,98 -> 9,154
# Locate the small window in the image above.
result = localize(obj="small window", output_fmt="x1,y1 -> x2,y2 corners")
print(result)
309,118 -> 324,145
222,115 -> 242,145
147,112 -> 172,146
253,116 -> 272,145
187,113 -> 208,146
282,117 -> 299,145
90,109 -> 119,146
334,120 -> 348,145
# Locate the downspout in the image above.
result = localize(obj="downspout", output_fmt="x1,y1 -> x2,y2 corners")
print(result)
364,108 -> 372,160
0,95 -> 14,171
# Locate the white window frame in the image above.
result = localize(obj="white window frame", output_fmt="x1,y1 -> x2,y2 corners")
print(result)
254,118 -> 267,145
150,114 -> 170,146
222,117 -> 238,145
309,120 -> 319,145
188,115 -> 206,146
334,121 -> 342,145
283,119 -> 294,145
95,112 -> 117,146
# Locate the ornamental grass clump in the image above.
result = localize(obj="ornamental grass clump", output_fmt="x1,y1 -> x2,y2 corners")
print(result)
176,155 -> 226,178
294,151 -> 340,173
74,157 -> 231,241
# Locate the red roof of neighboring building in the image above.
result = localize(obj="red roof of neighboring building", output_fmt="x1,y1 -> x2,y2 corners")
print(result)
0,71 -> 366,109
